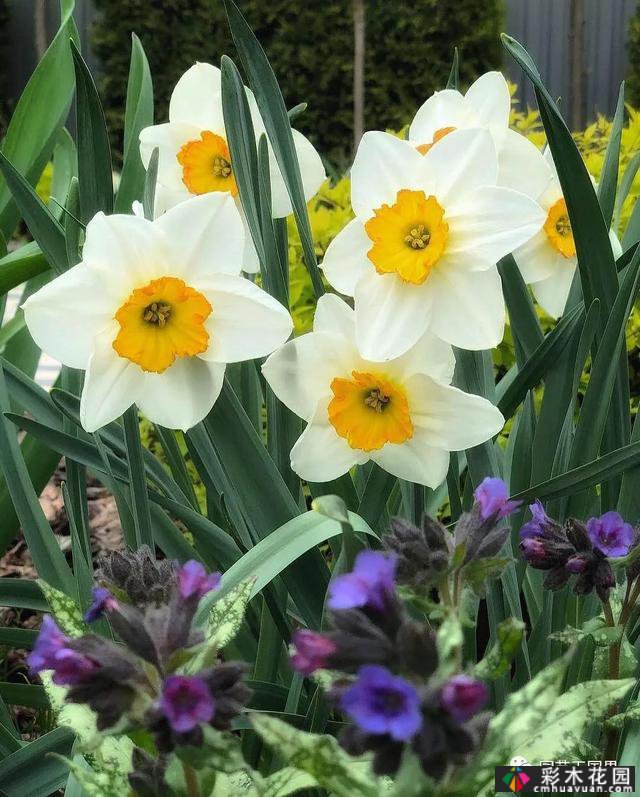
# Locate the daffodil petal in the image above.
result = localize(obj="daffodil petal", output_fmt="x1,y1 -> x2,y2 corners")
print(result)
422,128 -> 497,207
354,270 -> 433,362
290,403 -> 364,482
155,193 -> 244,280
405,374 -> 504,450
268,129 -> 326,218
139,121 -> 201,192
22,264 -> 113,369
387,331 -> 455,386
82,213 -> 170,303
445,185 -> 545,265
169,62 -> 224,130
464,71 -> 510,131
498,128 -> 553,199
321,218 -> 371,296
312,293 -> 356,339
197,274 -> 292,363
427,265 -> 505,350
531,264 -> 578,319
263,329 -> 358,421
408,89 -> 466,145
239,206 -> 261,274
351,131 -> 429,218
80,326 -> 144,433
370,434 -> 450,488
138,358 -> 226,431
512,229 -> 562,283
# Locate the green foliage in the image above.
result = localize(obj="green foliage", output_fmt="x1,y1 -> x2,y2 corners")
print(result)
92,0 -> 503,165
628,5 -> 640,108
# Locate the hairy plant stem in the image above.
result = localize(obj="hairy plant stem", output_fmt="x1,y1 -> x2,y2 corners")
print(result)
182,761 -> 200,797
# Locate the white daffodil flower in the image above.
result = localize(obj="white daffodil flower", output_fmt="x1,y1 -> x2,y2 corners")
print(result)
262,294 -> 504,487
320,128 -> 545,360
139,62 -> 326,273
408,71 -> 549,199
512,147 -> 622,318
23,194 -> 293,433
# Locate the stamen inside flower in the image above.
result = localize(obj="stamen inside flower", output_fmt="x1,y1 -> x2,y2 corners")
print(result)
113,276 -> 212,374
416,125 -> 457,155
328,370 -> 414,451
364,189 -> 449,284
177,131 -> 238,196
544,198 -> 576,258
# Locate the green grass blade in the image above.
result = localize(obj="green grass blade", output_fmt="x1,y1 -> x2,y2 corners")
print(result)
115,34 -> 154,213
223,0 -> 324,298
122,406 -> 154,549
0,154 -> 68,275
70,40 -> 113,221
0,365 -> 74,594
0,242 -> 49,296
597,82 -> 625,229
0,727 -> 75,797
0,3 -> 78,238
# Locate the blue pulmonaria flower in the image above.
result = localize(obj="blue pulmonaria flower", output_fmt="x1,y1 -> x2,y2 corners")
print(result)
474,477 -> 521,521
176,560 -> 221,601
587,512 -> 634,558
84,587 -> 118,623
340,665 -> 422,741
290,629 -> 338,676
440,674 -> 488,722
328,551 -> 397,612
27,616 -> 96,685
160,675 -> 215,733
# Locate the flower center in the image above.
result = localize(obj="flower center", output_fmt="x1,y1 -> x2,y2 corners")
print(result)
416,125 -> 457,155
177,131 -> 238,197
113,276 -> 212,374
364,189 -> 449,285
544,198 -> 576,258
328,370 -> 414,452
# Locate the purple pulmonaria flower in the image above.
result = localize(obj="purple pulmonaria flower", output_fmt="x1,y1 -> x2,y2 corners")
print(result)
290,630 -> 337,676
340,665 -> 422,741
440,674 -> 488,723
27,616 -> 96,685
27,616 -> 69,673
520,500 -> 551,539
177,560 -> 221,601
84,587 -> 118,623
587,512 -> 634,558
160,675 -> 215,733
474,477 -> 521,521
328,551 -> 397,612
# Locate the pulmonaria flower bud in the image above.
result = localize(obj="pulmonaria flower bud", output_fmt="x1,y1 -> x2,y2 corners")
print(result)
383,516 -> 451,591
473,477 -> 521,521
84,587 -> 118,623
176,560 -> 221,601
440,675 -> 488,723
96,546 -> 176,607
328,551 -> 397,613
160,675 -> 215,734
27,616 -> 97,686
340,665 -> 422,742
290,629 -> 338,676
586,511 -> 634,557
519,500 -> 561,538
565,555 -> 588,574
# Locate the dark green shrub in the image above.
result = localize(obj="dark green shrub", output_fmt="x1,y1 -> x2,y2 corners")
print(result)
628,5 -> 640,107
92,0 -> 503,166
